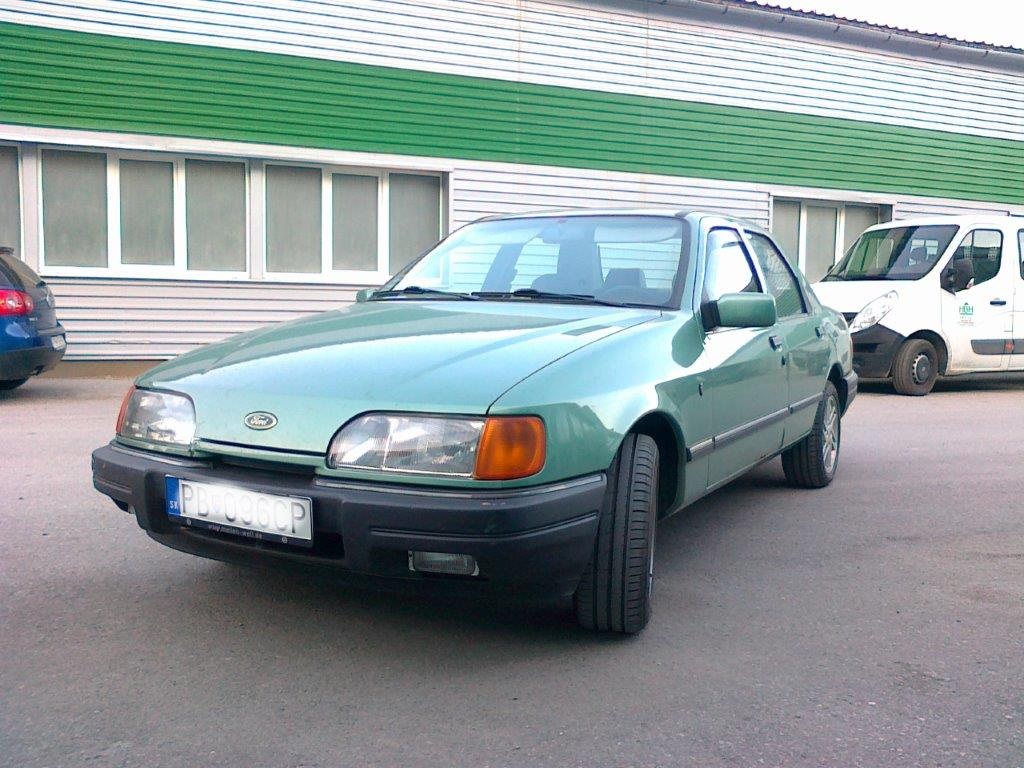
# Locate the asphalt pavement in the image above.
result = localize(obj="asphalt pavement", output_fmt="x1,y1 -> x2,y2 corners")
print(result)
1,375 -> 1022,768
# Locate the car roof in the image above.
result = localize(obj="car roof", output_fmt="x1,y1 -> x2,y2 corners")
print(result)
474,208 -> 769,233
863,213 -> 1019,231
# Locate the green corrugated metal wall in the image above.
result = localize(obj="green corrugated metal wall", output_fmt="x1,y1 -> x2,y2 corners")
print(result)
1,21 -> 1022,204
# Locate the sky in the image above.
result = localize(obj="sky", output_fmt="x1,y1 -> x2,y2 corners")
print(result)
746,0 -> 1024,49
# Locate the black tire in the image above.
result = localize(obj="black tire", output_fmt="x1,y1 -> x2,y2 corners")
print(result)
891,338 -> 938,396
782,381 -> 841,489
0,378 -> 28,391
573,433 -> 658,634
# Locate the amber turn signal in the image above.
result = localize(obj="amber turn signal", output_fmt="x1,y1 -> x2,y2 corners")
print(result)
115,385 -> 136,434
473,416 -> 546,480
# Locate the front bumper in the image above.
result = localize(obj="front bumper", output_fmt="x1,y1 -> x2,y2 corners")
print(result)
92,442 -> 605,598
851,325 -> 905,379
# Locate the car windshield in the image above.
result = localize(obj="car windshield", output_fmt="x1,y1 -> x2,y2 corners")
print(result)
380,215 -> 687,308
823,225 -> 959,282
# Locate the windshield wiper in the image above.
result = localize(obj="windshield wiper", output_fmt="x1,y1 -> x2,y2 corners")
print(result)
371,286 -> 479,301
471,288 -> 626,307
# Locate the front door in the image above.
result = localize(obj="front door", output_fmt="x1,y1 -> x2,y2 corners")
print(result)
700,227 -> 789,489
940,228 -> 1013,371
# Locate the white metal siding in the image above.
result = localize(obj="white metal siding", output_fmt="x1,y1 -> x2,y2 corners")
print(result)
49,278 -> 354,359
1,0 -> 1021,142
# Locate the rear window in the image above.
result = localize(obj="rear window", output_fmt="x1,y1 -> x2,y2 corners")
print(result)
0,248 -> 43,289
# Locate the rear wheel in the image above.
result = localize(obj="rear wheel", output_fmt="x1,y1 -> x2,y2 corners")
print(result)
782,381 -> 841,489
892,338 -> 938,396
0,378 -> 28,391
573,433 -> 658,634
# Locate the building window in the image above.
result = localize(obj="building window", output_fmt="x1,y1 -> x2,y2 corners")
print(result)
41,149 -> 108,267
0,145 -> 20,258
332,173 -> 378,272
119,159 -> 175,266
28,142 -> 446,282
389,173 -> 442,275
265,164 -> 322,274
185,159 -> 247,272
771,198 -> 890,282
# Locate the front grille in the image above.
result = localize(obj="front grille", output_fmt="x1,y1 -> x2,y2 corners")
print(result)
217,455 -> 317,476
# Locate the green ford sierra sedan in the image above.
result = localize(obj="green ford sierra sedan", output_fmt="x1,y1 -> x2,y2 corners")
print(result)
92,209 -> 856,633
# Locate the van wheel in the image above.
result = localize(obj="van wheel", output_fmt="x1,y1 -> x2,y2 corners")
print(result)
573,433 -> 658,634
782,381 -> 841,489
0,378 -> 28,391
892,339 -> 938,396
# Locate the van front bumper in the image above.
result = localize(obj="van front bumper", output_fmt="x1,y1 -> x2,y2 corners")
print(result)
851,325 -> 905,379
92,442 -> 605,598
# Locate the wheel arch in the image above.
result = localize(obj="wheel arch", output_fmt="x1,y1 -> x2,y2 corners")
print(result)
627,410 -> 681,518
904,330 -> 949,375
827,364 -> 848,413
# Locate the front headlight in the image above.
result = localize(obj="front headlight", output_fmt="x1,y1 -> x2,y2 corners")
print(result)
117,387 -> 196,447
327,413 -> 545,480
848,291 -> 898,334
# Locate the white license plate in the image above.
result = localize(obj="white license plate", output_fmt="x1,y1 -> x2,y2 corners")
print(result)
51,335 -> 66,351
164,477 -> 313,547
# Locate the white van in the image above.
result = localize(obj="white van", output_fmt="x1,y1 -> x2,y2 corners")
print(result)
812,214 -> 1024,395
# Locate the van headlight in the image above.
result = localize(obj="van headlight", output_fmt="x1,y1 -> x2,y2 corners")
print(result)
116,387 -> 196,447
327,413 -> 545,480
849,291 -> 898,334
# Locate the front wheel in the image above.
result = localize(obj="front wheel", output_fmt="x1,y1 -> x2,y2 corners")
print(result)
891,338 -> 938,396
782,382 -> 841,489
573,433 -> 659,634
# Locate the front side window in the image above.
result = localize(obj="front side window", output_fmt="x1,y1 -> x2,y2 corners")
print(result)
825,225 -> 959,282
701,228 -> 760,305
951,229 -> 1003,287
746,232 -> 805,318
388,215 -> 685,308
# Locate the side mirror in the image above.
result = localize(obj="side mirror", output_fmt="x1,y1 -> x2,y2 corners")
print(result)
940,260 -> 974,294
355,287 -> 378,303
706,293 -> 777,329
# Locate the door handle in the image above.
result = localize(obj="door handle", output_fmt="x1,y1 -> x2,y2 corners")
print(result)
990,299 -> 1007,306
814,325 -> 823,338
769,335 -> 783,350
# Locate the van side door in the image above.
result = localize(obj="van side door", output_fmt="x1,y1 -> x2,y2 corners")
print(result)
1012,228 -> 1024,371
940,228 -> 1013,371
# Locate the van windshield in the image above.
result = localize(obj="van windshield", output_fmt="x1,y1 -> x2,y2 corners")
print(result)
823,225 -> 959,282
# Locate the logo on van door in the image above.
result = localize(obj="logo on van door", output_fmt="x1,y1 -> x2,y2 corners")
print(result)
958,302 -> 974,325
244,412 -> 278,430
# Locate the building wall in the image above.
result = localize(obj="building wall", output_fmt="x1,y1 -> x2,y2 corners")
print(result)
0,0 -> 1021,360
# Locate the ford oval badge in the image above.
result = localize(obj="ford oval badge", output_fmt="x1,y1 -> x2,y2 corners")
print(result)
244,412 -> 278,430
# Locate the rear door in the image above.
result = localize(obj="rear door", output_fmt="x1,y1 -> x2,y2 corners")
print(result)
700,227 -> 789,490
745,231 -> 832,442
940,229 -> 1013,371
1012,228 -> 1024,370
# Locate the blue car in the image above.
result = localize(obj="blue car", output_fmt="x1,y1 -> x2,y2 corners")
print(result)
0,246 -> 66,389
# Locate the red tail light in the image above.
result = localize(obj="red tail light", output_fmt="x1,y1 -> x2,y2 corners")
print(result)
0,289 -> 34,316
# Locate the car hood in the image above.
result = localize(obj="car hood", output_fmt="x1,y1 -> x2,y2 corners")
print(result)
812,279 -> 915,315
140,300 -> 657,454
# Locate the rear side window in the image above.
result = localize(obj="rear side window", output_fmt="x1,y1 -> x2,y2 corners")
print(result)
746,232 -> 806,318
0,248 -> 42,289
701,228 -> 761,305
952,229 -> 1002,286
